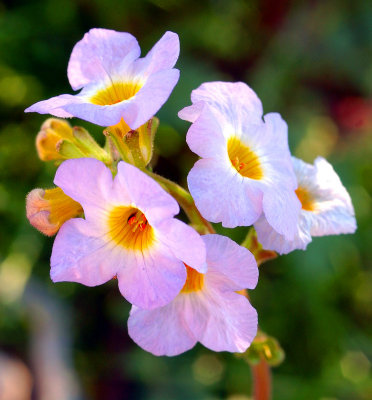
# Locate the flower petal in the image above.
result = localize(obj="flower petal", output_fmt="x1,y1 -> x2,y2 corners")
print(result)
24,94 -> 82,118
54,158 -> 117,224
67,28 -> 140,90
128,298 -> 196,356
187,158 -> 263,228
199,291 -> 258,353
255,212 -> 312,254
202,234 -> 258,290
121,68 -> 180,129
117,244 -> 187,309
185,104 -> 227,159
50,218 -> 118,285
115,162 -> 179,224
156,219 -> 207,272
133,31 -> 179,78
190,81 -> 263,127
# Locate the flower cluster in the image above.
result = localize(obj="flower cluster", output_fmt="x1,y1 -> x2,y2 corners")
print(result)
25,29 -> 356,357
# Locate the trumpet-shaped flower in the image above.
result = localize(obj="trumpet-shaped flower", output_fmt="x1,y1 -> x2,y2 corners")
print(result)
254,156 -> 357,254
179,82 -> 301,240
26,187 -> 83,236
128,234 -> 258,356
25,29 -> 180,130
50,158 -> 206,309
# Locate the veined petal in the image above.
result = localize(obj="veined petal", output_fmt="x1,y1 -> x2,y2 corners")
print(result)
178,101 -> 205,123
115,162 -> 179,224
128,299 -> 196,356
198,290 -> 258,353
262,186 -> 301,240
117,244 -> 187,309
156,219 -> 207,272
190,81 -> 263,127
187,158 -> 263,228
202,234 -> 258,290
51,218 -> 118,286
133,31 -> 179,78
255,212 -> 312,254
25,94 -> 82,118
67,28 -> 140,90
185,104 -> 227,159
122,68 -> 180,129
54,158 -> 117,224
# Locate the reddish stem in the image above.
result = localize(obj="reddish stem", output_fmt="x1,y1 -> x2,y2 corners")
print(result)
252,358 -> 271,400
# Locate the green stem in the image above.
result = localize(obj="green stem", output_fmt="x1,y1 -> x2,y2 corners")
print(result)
146,171 -> 214,234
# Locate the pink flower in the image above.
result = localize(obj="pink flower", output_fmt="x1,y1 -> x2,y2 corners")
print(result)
128,234 -> 258,356
50,158 -> 206,309
179,81 -> 301,240
25,29 -> 180,130
255,156 -> 357,254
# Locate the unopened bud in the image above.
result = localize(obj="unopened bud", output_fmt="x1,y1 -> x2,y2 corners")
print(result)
36,118 -> 111,164
26,187 -> 82,236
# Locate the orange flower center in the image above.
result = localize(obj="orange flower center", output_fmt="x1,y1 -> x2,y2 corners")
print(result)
107,206 -> 154,251
227,137 -> 263,179
181,265 -> 204,293
90,81 -> 143,106
295,186 -> 315,211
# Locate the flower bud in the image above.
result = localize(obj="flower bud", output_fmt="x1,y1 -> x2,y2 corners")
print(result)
26,187 -> 82,236
36,118 -> 111,164
36,118 -> 75,161
107,117 -> 159,168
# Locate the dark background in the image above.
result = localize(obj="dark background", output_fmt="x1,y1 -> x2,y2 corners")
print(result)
0,0 -> 371,399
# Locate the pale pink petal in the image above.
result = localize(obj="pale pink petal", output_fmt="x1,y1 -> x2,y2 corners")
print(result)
121,68 -> 180,129
128,298 -> 196,356
115,162 -> 179,224
133,31 -> 179,78
67,28 -> 140,90
117,244 -> 187,309
185,104 -> 227,159
50,218 -> 118,286
202,234 -> 258,290
187,158 -> 263,228
199,291 -> 258,353
190,81 -> 263,127
178,101 -> 205,123
255,212 -> 312,254
54,159 -> 117,224
262,186 -> 301,240
156,219 -> 207,272
24,94 -> 82,118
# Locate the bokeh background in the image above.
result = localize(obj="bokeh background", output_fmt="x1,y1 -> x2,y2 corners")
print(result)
0,0 -> 371,399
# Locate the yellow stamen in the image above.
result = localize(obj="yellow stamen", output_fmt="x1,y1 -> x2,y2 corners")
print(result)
107,206 -> 154,251
181,265 -> 204,293
295,186 -> 315,211
227,137 -> 263,179
44,187 -> 83,226
90,81 -> 143,106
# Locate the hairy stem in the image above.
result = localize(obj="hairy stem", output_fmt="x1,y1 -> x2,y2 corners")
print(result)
252,358 -> 272,400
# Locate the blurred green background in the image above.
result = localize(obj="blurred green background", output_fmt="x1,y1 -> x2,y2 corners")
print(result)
0,0 -> 371,399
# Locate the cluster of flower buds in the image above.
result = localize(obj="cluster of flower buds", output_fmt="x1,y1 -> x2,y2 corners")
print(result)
25,29 -> 356,357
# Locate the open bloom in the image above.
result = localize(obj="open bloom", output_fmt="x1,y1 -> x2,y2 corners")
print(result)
254,156 -> 357,254
179,81 -> 301,240
128,234 -> 258,356
25,29 -> 180,130
26,187 -> 83,236
50,158 -> 206,309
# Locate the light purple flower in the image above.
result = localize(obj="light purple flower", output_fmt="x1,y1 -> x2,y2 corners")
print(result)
128,234 -> 258,356
178,82 -> 301,240
25,29 -> 180,130
50,158 -> 206,309
255,156 -> 357,254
